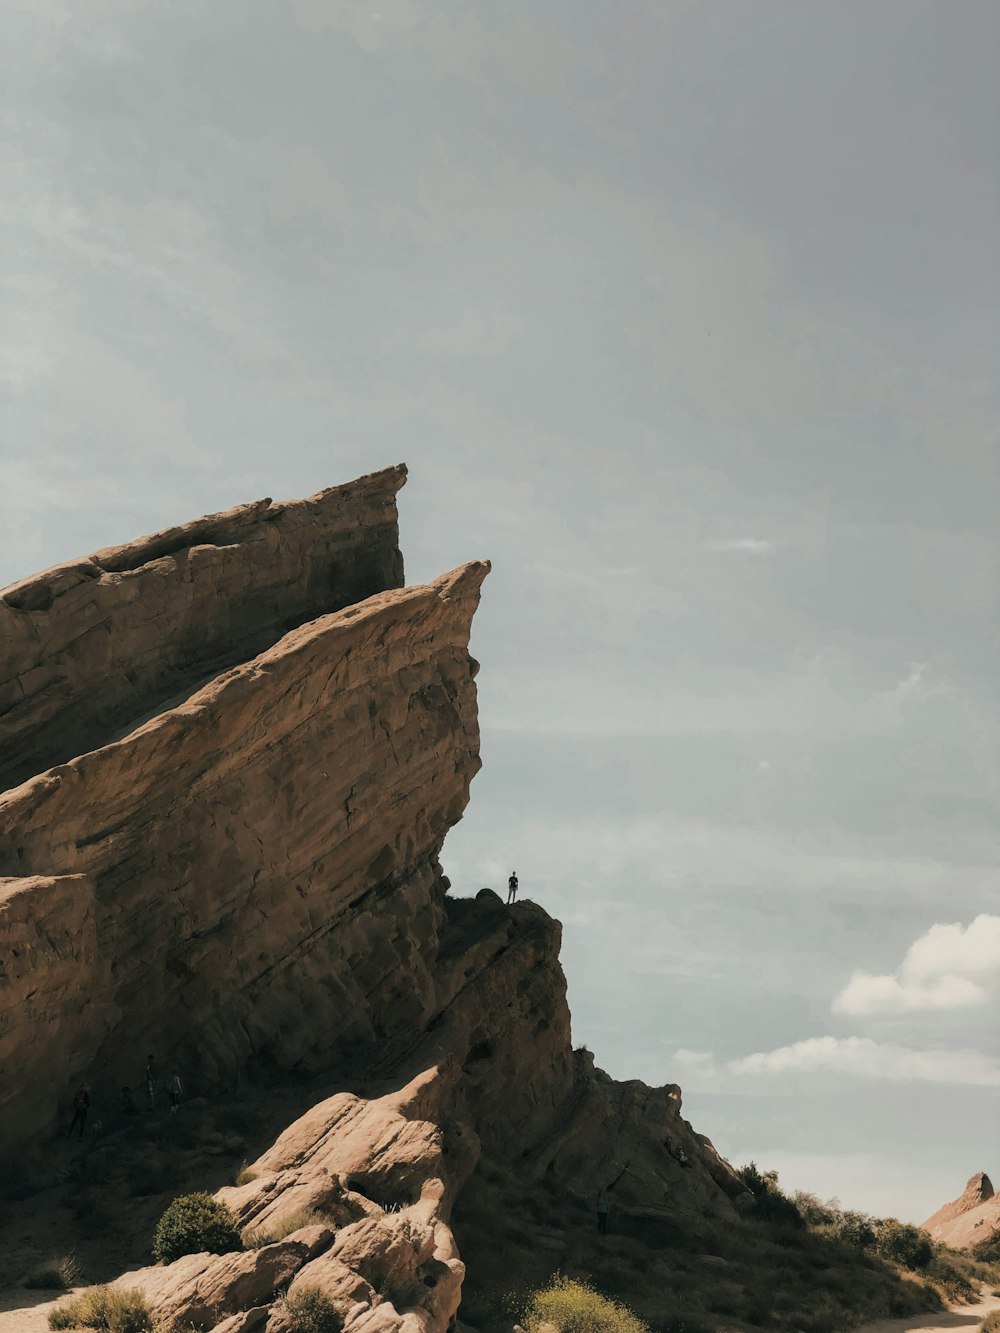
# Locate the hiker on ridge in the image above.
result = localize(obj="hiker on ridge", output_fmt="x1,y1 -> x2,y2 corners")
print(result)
68,1087 -> 90,1140
507,870 -> 519,905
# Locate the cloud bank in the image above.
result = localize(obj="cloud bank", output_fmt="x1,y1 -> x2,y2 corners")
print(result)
833,913 -> 1000,1016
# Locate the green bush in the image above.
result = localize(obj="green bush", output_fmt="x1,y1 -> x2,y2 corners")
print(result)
282,1286 -> 344,1333
47,1286 -> 152,1332
973,1233 -> 1000,1264
736,1162 -> 805,1229
152,1192 -> 242,1264
836,1211 -> 877,1250
874,1218 -> 933,1270
525,1274 -> 648,1333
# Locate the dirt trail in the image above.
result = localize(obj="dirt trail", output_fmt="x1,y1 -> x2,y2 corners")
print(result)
851,1289 -> 1000,1332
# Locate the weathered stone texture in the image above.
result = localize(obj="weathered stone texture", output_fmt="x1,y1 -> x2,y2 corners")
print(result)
0,465 -> 406,789
0,560 -> 488,1153
923,1172 -> 1000,1249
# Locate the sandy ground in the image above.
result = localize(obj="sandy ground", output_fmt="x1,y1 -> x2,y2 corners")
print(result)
850,1289 -> 1000,1332
0,1286 -> 84,1333
0,1281 -> 996,1333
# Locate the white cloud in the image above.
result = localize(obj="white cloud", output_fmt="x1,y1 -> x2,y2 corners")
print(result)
706,537 -> 781,555
833,913 -> 1000,1016
728,1036 -> 1000,1087
665,1036 -> 1000,1090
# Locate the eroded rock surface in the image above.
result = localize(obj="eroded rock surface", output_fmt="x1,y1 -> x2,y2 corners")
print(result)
0,472 -> 749,1333
922,1172 -> 1000,1249
0,465 -> 406,789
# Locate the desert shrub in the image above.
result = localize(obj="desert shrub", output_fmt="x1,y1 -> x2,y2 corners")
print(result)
243,1208 -> 330,1248
234,1162 -> 259,1186
973,1232 -> 1000,1264
874,1218 -> 933,1270
979,1312 -> 1000,1332
836,1210 -> 877,1250
152,1193 -> 242,1264
925,1251 -> 979,1303
47,1285 -> 152,1332
281,1287 -> 344,1333
736,1162 -> 804,1229
25,1254 -> 82,1290
525,1274 -> 648,1333
790,1191 -> 839,1227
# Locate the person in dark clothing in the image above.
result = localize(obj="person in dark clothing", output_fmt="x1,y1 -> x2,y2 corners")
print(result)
507,871 -> 519,905
145,1054 -> 158,1111
68,1087 -> 90,1139
120,1086 -> 138,1116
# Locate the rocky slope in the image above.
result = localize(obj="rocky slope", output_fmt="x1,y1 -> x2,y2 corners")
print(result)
922,1172 -> 1000,1250
0,470 -> 750,1332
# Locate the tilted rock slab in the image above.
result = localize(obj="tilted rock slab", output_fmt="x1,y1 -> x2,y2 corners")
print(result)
0,553 -> 488,1155
922,1171 -> 1000,1249
0,465 -> 406,789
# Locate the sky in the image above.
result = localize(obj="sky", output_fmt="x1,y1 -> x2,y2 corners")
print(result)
3,0 -> 998,1224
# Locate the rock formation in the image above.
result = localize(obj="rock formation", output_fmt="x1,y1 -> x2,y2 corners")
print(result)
0,469 -> 748,1332
922,1172 -> 1000,1250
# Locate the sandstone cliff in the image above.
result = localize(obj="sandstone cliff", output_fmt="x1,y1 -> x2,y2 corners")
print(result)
0,471 -> 749,1333
922,1172 -> 1000,1250
0,465 -> 406,790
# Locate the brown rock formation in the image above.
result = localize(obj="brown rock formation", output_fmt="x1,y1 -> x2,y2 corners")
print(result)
0,464 -> 406,789
922,1172 -> 1000,1250
0,471 -> 748,1333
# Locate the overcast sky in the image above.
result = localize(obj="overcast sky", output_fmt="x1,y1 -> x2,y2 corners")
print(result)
4,0 -> 998,1223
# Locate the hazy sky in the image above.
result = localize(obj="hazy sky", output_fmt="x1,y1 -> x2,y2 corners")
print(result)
4,1 -> 998,1223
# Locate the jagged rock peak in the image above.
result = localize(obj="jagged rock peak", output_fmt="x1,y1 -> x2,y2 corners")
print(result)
922,1170 -> 1000,1249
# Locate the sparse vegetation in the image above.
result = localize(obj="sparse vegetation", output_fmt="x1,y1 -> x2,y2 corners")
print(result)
47,1285 -> 152,1332
152,1192 -> 242,1264
524,1274 -> 648,1333
235,1162 -> 259,1186
280,1286 -> 344,1333
24,1254 -> 82,1290
979,1311 -> 1000,1332
735,1162 -> 805,1228
242,1207 -> 331,1248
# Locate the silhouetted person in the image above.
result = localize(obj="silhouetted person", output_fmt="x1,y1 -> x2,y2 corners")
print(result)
145,1054 -> 158,1111
167,1070 -> 184,1114
666,1136 -> 692,1168
120,1086 -> 137,1116
68,1087 -> 89,1139
507,871 -> 519,905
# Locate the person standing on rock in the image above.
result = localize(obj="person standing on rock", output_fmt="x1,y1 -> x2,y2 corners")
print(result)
167,1070 -> 184,1114
68,1087 -> 90,1140
507,870 -> 519,905
596,1186 -> 609,1233
145,1054 -> 158,1112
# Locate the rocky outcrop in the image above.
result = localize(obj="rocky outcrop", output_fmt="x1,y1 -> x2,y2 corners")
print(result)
922,1172 -> 1000,1249
1,471 -> 749,1333
0,557 -> 488,1157
0,465 -> 406,789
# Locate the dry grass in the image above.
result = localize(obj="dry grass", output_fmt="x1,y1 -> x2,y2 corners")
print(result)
242,1207 -> 331,1248
47,1286 -> 152,1332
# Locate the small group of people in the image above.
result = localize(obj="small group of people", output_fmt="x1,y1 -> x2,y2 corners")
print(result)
64,1055 -> 186,1140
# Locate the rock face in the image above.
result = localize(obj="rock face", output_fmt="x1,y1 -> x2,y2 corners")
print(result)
0,465 -> 406,790
1,470 -> 747,1332
922,1172 -> 1000,1250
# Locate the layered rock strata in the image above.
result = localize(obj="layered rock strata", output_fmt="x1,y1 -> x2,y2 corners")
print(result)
0,465 -> 406,788
922,1172 -> 1000,1249
0,557 -> 487,1157
1,472 -> 748,1333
